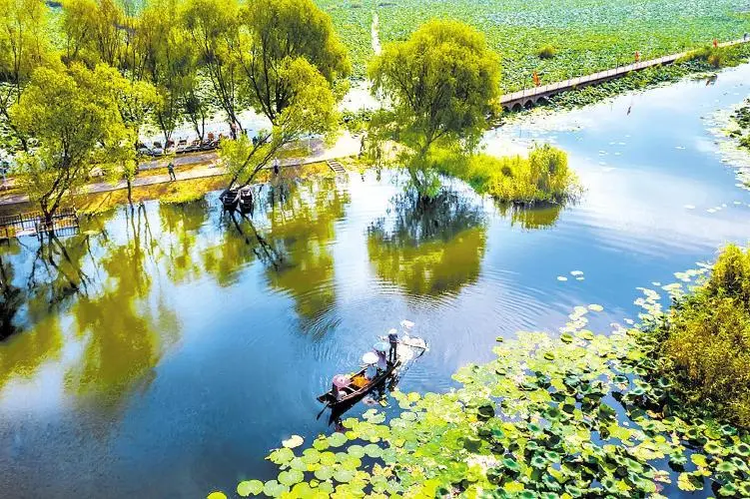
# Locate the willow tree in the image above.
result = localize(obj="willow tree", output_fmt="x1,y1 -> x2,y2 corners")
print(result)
60,0 -> 126,68
369,20 -> 502,199
237,0 -> 350,122
182,0 -> 244,136
10,64 -> 131,224
219,0 -> 349,192
0,0 -> 50,150
136,0 -> 194,143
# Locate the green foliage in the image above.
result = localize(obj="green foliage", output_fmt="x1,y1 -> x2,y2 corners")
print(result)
10,63 -> 132,221
0,0 -> 50,146
677,45 -> 735,68
238,0 -> 350,123
656,245 -> 750,428
318,0 -> 750,91
437,144 -> 581,204
537,44 -> 557,59
729,99 -> 750,152
369,19 -> 501,197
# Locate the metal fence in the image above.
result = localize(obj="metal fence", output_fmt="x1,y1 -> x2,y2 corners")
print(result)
0,207 -> 80,239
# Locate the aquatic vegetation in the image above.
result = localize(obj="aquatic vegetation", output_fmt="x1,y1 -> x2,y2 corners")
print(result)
654,245 -> 750,428
219,259 -> 750,498
728,99 -> 750,152
317,0 -> 750,90
437,144 -> 581,205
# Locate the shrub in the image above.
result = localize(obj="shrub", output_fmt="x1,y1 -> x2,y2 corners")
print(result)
657,244 -> 750,427
537,44 -> 557,59
433,144 -> 580,204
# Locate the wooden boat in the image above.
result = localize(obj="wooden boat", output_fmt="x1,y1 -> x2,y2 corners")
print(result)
220,189 -> 240,210
317,360 -> 400,411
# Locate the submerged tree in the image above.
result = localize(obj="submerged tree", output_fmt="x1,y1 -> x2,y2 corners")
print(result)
369,20 -> 502,199
10,63 -> 132,224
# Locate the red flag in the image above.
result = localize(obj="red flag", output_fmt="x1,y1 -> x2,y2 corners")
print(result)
713,38 -> 718,48
533,71 -> 540,87
634,51 -> 640,62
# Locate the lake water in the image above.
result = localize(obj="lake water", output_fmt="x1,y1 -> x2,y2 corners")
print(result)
1,65 -> 750,498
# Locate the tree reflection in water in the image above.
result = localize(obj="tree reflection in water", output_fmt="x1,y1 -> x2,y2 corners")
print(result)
496,202 -> 563,230
261,179 -> 350,336
368,190 -> 487,296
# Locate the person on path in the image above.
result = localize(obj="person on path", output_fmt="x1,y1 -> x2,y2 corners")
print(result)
167,162 -> 176,181
273,158 -> 280,176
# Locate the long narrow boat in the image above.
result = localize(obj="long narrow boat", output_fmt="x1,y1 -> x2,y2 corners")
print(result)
317,360 -> 401,411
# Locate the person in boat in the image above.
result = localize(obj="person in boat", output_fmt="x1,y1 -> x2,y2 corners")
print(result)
388,331 -> 398,364
373,342 -> 389,372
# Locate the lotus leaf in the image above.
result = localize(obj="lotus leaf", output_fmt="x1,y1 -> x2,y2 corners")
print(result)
262,480 -> 288,497
236,480 -> 263,497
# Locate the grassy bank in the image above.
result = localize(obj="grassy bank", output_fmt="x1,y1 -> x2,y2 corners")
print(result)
209,246 -> 750,498
436,144 -> 581,205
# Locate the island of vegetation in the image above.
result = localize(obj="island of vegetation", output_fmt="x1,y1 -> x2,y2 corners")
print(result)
728,99 -> 750,152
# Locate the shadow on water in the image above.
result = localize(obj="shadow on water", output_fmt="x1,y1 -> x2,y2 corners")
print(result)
367,188 -> 488,297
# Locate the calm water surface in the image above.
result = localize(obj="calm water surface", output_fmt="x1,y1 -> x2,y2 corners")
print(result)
1,66 -> 750,498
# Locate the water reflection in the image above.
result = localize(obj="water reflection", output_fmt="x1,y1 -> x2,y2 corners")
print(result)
67,207 -> 180,410
367,190 -> 487,296
263,179 -> 350,335
496,202 -> 563,230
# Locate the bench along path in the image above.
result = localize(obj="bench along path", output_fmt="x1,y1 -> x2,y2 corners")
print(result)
501,38 -> 750,111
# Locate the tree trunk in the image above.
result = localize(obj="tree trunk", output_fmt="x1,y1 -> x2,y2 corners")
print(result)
127,178 -> 133,207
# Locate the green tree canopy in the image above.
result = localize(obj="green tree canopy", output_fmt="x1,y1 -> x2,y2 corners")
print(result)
0,0 -> 50,148
10,63 -> 131,223
182,0 -> 244,134
237,0 -> 350,123
369,20 -> 501,197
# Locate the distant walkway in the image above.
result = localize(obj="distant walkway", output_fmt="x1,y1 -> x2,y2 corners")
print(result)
501,38 -> 750,110
0,133 -> 360,206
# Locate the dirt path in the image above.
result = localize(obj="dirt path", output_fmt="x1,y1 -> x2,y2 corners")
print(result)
372,13 -> 382,56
